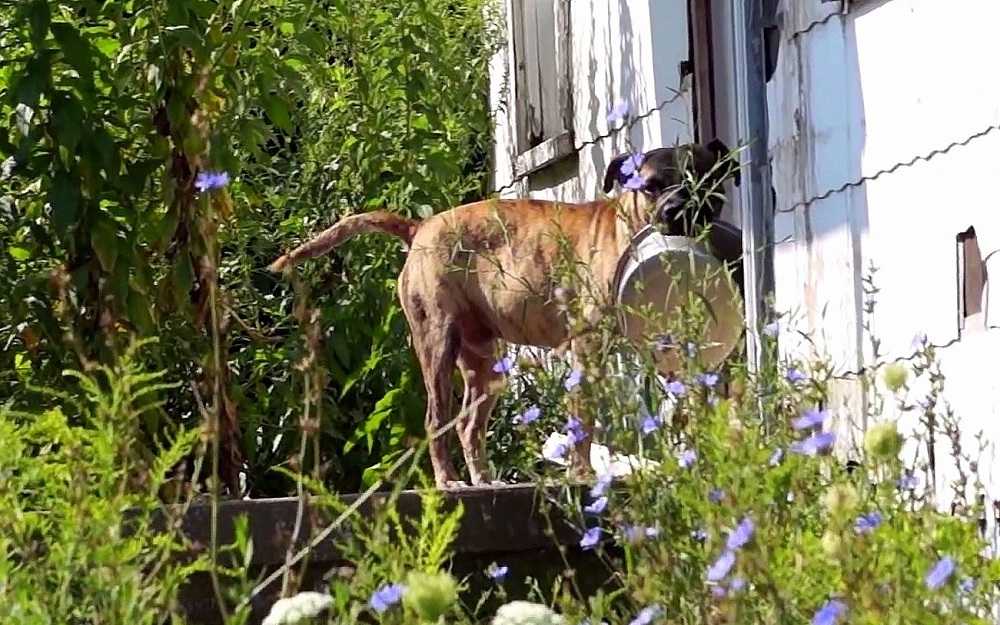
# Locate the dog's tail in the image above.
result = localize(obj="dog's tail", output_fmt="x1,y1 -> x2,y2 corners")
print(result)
268,211 -> 418,273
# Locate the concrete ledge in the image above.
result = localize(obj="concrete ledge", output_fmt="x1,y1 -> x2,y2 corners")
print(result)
175,484 -> 600,624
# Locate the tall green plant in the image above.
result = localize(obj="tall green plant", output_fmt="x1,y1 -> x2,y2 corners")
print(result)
0,339 -> 202,624
0,0 -> 500,494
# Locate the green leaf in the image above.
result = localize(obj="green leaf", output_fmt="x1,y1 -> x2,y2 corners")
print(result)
48,171 -> 79,233
27,0 -> 50,46
344,387 -> 402,454
13,54 -> 51,107
127,289 -> 155,335
51,92 -> 84,154
51,22 -> 95,78
262,95 -> 291,133
14,352 -> 32,380
172,253 -> 194,307
8,246 -> 31,261
91,217 -> 119,273
92,37 -> 121,58
297,30 -> 327,56
123,158 -> 161,195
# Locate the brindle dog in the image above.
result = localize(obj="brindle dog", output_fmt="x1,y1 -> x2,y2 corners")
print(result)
269,140 -> 740,488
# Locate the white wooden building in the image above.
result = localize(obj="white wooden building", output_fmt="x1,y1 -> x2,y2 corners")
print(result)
488,0 -> 1000,526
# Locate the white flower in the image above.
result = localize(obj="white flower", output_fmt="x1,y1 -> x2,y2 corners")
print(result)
492,601 -> 565,625
262,591 -> 333,625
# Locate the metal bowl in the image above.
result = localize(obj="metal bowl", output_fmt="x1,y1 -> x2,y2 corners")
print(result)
613,223 -> 745,374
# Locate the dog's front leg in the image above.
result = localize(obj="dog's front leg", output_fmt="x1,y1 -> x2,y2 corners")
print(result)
456,347 -> 502,486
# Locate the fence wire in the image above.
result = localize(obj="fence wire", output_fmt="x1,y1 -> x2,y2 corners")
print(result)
493,89 -> 687,197
777,122 -> 1000,214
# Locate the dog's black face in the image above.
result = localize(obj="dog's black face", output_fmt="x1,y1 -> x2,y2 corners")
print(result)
603,139 -> 740,236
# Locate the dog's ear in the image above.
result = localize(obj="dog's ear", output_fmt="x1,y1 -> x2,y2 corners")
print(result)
603,153 -> 630,193
706,138 -> 740,187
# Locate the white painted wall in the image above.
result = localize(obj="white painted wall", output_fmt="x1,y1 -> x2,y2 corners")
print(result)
489,0 -> 1000,519
768,0 -> 1000,509
490,0 -> 694,203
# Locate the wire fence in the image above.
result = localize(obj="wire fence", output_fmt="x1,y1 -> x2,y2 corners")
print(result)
493,89 -> 687,197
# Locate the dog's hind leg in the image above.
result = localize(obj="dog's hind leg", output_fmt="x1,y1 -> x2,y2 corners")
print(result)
428,325 -> 465,489
456,343 -> 502,486
407,315 -> 464,489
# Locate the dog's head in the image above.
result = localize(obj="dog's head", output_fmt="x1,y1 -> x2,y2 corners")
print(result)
603,139 -> 740,236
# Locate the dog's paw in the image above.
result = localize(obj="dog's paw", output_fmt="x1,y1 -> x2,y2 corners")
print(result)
441,480 -> 470,490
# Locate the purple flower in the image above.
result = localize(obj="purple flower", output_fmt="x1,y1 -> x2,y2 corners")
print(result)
513,405 -> 541,425
786,368 -> 808,384
709,489 -> 725,504
729,577 -> 746,593
959,577 -> 975,593
487,563 -> 509,581
590,472 -> 613,497
492,356 -> 514,374
697,372 -> 719,387
641,416 -> 661,435
623,172 -> 646,191
584,496 -> 608,515
726,517 -> 755,550
195,170 -> 230,192
564,416 -> 588,445
854,512 -> 883,535
710,585 -> 727,599
565,368 -> 584,391
911,333 -> 928,351
678,449 -> 697,468
706,550 -> 736,582
790,431 -> 836,456
580,527 -> 602,550
369,583 -> 406,613
645,526 -> 660,538
691,528 -> 707,542
898,471 -> 919,490
607,101 -> 630,123
768,448 -> 784,467
543,440 -> 569,462
762,320 -> 780,337
620,152 -> 644,177
666,380 -> 687,396
621,525 -> 646,544
812,600 -> 846,625
792,408 -> 829,431
628,605 -> 663,625
925,556 -> 956,590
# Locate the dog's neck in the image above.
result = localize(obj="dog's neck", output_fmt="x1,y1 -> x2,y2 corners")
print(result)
611,191 -> 656,239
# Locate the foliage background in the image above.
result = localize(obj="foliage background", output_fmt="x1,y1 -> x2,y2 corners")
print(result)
0,0 -> 502,495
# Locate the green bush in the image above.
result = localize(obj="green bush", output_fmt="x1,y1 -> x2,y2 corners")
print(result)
0,340 -> 202,624
0,0 -> 500,495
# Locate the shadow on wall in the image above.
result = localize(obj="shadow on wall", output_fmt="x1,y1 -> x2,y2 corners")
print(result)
531,0 -> 689,199
768,0 -> 871,360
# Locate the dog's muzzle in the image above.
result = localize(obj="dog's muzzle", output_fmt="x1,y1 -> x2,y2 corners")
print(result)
654,189 -> 688,225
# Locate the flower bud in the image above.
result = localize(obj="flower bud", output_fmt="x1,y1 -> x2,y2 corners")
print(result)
823,484 -> 859,519
864,421 -> 903,461
882,363 -> 909,393
821,530 -> 847,559
404,571 -> 458,623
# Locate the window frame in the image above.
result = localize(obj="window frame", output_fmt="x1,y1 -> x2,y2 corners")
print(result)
509,0 -> 574,175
